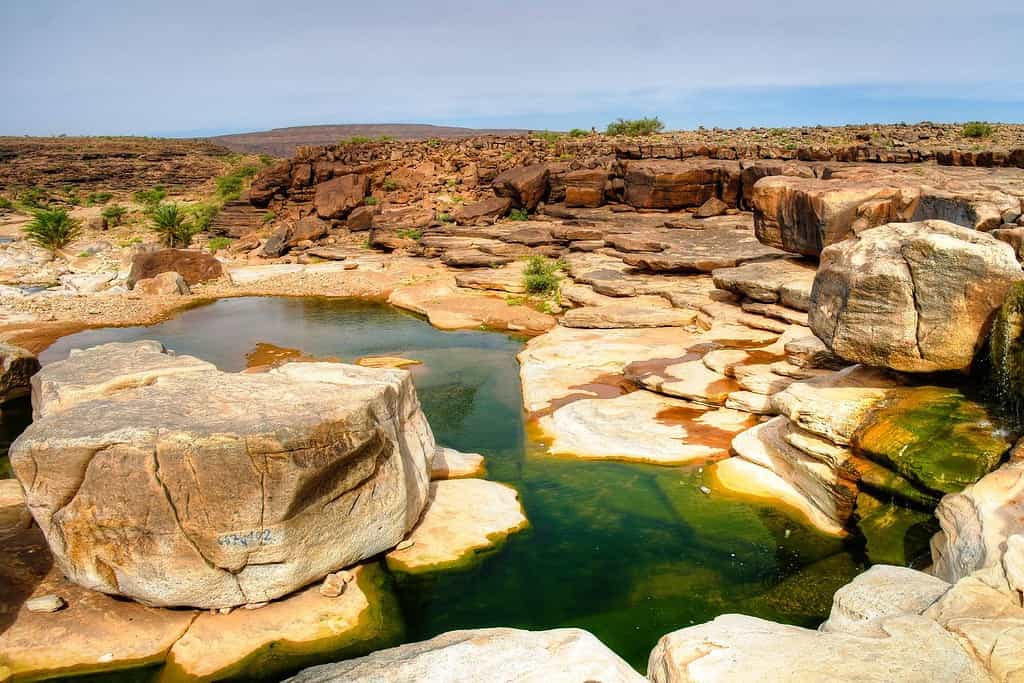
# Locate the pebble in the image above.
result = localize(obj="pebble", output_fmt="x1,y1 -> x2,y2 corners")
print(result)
26,595 -> 66,613
700,486 -> 711,495
319,569 -> 355,598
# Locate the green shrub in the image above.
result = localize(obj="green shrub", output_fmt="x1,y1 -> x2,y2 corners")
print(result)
189,202 -> 220,232
397,228 -> 423,241
17,187 -> 49,209
0,196 -> 12,211
258,154 -> 275,166
508,208 -> 529,221
568,128 -> 588,137
340,136 -> 373,145
532,130 -> 562,143
86,191 -> 113,206
425,138 -> 441,148
962,121 -> 995,138
64,189 -> 81,206
150,203 -> 199,247
23,208 -> 82,254
133,186 -> 167,210
523,255 -> 563,295
383,179 -> 400,192
364,196 -> 379,205
262,211 -> 276,224
605,117 -> 664,137
213,164 -> 262,202
101,204 -> 127,226
207,237 -> 233,252
437,212 -> 453,223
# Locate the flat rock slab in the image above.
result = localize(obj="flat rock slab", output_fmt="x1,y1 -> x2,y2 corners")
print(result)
0,527 -> 196,681
627,358 -> 739,406
160,564 -> 400,682
648,613 -> 990,683
517,325 -> 695,416
712,257 -> 817,307
285,627 -> 646,683
388,282 -> 555,335
820,564 -> 950,637
771,365 -> 905,445
430,447 -> 486,480
386,479 -> 527,573
454,263 -> 526,293
31,339 -> 215,418
561,303 -> 698,328
13,347 -> 435,609
540,390 -> 754,464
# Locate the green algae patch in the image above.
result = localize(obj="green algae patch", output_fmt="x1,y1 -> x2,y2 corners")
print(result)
851,456 -> 940,509
852,386 -> 1010,494
155,562 -> 404,683
855,493 -> 938,568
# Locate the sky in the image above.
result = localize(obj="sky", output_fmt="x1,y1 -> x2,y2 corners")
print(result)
2,0 -> 1023,137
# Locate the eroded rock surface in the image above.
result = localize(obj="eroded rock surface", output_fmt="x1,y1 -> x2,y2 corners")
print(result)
12,344 -> 435,608
811,220 -> 1024,372
285,628 -> 646,683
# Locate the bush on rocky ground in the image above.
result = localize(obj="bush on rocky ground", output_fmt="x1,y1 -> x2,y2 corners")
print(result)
100,204 -> 126,226
22,208 -> 81,254
606,117 -> 664,136
523,255 -> 563,295
962,121 -> 995,138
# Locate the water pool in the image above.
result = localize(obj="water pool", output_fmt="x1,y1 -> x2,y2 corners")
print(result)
31,296 -> 870,674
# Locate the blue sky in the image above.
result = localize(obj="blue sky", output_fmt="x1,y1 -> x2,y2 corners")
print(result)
2,0 -> 1022,137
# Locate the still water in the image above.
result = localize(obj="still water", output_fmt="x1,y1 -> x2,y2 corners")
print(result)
35,296 -> 870,672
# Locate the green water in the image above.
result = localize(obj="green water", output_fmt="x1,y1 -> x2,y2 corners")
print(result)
34,297 -> 870,673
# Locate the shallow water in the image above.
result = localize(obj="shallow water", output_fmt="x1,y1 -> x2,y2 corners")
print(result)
32,297 -> 871,673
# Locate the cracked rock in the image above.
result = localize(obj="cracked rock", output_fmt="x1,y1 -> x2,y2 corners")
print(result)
11,341 -> 435,609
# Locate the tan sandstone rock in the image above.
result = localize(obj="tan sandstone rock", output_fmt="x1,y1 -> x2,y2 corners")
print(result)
12,347 -> 434,608
811,220 -> 1024,372
648,613 -> 989,683
539,390 -> 753,464
284,628 -> 646,683
385,479 -> 528,573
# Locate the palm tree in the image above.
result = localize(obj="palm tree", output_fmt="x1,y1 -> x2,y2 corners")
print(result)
150,203 -> 198,247
22,208 -> 81,255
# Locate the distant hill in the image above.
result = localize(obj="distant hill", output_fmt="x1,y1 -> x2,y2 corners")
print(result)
210,123 -> 533,157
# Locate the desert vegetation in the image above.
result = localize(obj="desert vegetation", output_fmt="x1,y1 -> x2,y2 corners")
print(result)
22,207 -> 81,254
605,117 -> 665,136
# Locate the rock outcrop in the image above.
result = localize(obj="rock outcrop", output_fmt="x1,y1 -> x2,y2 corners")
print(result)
313,174 -> 370,219
752,165 -> 1024,256
491,164 -> 550,211
11,342 -> 435,608
285,628 -> 646,683
811,220 -> 1024,372
619,158 -> 741,210
127,248 -> 226,287
0,342 -> 39,404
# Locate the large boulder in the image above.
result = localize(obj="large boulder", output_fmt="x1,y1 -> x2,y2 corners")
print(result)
492,164 -> 550,211
811,220 -> 1024,372
248,160 -> 292,207
453,196 -> 512,225
648,613 -> 989,683
619,158 -> 741,210
314,174 -> 369,219
127,248 -> 225,287
564,168 -> 608,208
261,215 -> 330,257
285,628 -> 646,683
0,342 -> 39,404
10,342 -> 434,608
